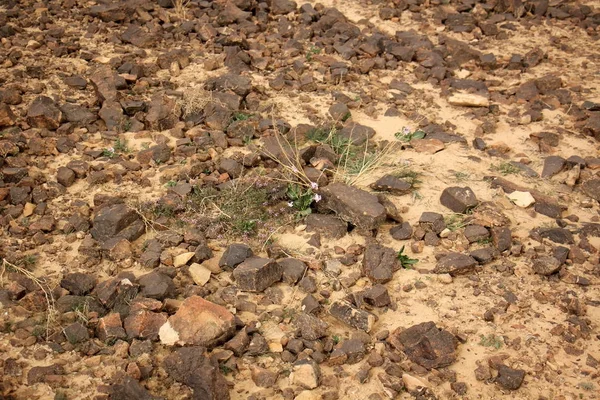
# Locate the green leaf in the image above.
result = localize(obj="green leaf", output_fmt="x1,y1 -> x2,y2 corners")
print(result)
411,130 -> 426,140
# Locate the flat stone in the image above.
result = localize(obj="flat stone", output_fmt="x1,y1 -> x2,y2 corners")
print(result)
305,213 -> 348,239
27,96 -> 62,130
321,183 -> 386,231
189,263 -> 211,286
279,258 -> 307,284
495,365 -> 525,390
434,253 -> 478,276
294,313 -> 328,340
463,225 -> 490,243
532,256 -> 562,276
448,93 -> 490,107
337,122 -> 376,145
173,252 -> 195,267
541,156 -> 566,178
370,175 -> 412,195
419,212 -> 446,234
507,191 -> 535,207
291,359 -> 320,389
581,178 -> 600,201
90,203 -> 144,243
390,222 -> 412,240
233,257 -> 282,292
410,138 -> 445,154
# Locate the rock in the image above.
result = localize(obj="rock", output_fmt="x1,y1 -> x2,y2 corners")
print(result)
434,253 -> 478,276
495,365 -> 525,390
321,183 -> 386,231
370,175 -> 412,195
338,122 -> 375,145
440,186 -> 478,213
329,300 -> 376,332
305,214 -> 348,239
121,24 -> 155,48
219,243 -> 254,268
294,313 -> 328,340
362,243 -> 399,283
138,271 -> 175,300
146,94 -> 179,131
218,158 -> 243,179
60,272 -> 96,295
205,73 -> 252,97
279,258 -> 307,284
124,310 -> 168,340
233,257 -> 282,292
27,364 -> 64,385
507,191 -> 535,207
362,284 -> 391,307
581,178 -> 600,201
98,101 -> 123,131
90,203 -> 144,243
224,329 -> 250,356
173,252 -> 194,267
541,156 -> 565,178
108,374 -> 161,400
491,226 -> 512,252
448,93 -> 490,107
27,96 -> 62,129
532,256 -> 562,276
64,75 -> 87,89
96,313 -> 127,342
377,194 -> 403,223
463,225 -> 490,243
159,296 -> 236,347
536,227 -> 574,244
251,366 -> 278,388
388,321 -> 458,369
329,102 -> 350,121
340,338 -> 366,364
291,359 -> 320,389
189,263 -> 211,286
0,103 -> 17,127
163,346 -> 230,400
390,222 -> 412,240
56,167 -> 76,187
90,66 -> 124,103
470,247 -> 495,264
64,322 -> 90,344
402,373 -> 428,391
60,103 -> 96,125
419,212 -> 446,234
411,138 -> 445,154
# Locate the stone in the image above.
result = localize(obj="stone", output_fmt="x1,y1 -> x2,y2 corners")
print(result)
377,194 -> 403,223
448,93 -> 490,107
463,225 -> 490,243
27,364 -> 65,385
370,175 -> 412,195
219,243 -> 253,268
305,214 -> 348,239
90,66 -> 124,103
390,222 -> 412,240
121,24 -> 155,48
291,359 -> 320,389
96,313 -> 127,342
108,375 -> 161,400
434,253 -> 478,276
159,296 -> 236,347
362,243 -> 399,283
189,263 -> 211,286
60,103 -> 96,125
340,339 -> 366,364
224,329 -> 250,356
205,73 -> 252,97
124,310 -> 168,341
63,322 -> 90,344
138,271 -> 175,300
541,156 -> 566,178
321,183 -> 386,231
507,191 -> 535,207
536,227 -> 574,244
411,138 -> 445,154
163,346 -> 230,400
362,284 -> 391,307
173,252 -> 195,267
329,102 -> 350,121
581,179 -> 600,201
137,144 -> 171,165
279,258 -> 307,284
294,313 -> 328,340
388,321 -> 458,369
60,272 -> 96,296
338,122 -> 375,145
218,158 -> 243,178
56,167 -> 76,187
90,203 -> 144,243
491,226 -> 512,252
495,365 -> 525,390
251,366 -> 278,387
329,300 -> 376,332
98,101 -> 123,131
440,187 -> 478,213
0,103 -> 17,127
92,275 -> 138,312
419,212 -> 446,234
27,96 -> 62,130
532,256 -> 561,276
233,257 -> 282,292
470,248 -> 495,264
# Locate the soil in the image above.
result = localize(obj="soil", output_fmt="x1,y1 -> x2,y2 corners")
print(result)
1,0 -> 599,399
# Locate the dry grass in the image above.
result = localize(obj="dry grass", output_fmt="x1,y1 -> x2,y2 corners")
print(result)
179,88 -> 213,118
173,0 -> 192,19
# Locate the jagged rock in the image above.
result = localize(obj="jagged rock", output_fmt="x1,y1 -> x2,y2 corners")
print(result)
362,284 -> 391,307
291,359 -> 320,389
329,300 -> 376,332
390,222 -> 413,240
532,256 -> 562,276
581,178 -> 600,201
294,313 -> 328,340
96,313 -> 127,342
440,187 -> 478,213
535,227 -> 574,244
370,175 -> 412,195
60,272 -> 96,295
305,214 -> 348,239
337,122 -> 375,145
0,103 -> 17,127
90,203 -> 144,243
541,156 -> 566,178
321,183 -> 386,231
124,310 -> 167,341
108,374 -> 162,400
138,271 -> 175,300
251,366 -> 278,388
362,243 -> 399,283
419,212 -> 446,234
388,321 -> 458,369
233,257 -> 282,292
163,347 -> 230,400
27,96 -> 62,129
279,258 -> 307,284
219,243 -> 254,268
463,225 -> 490,243
495,365 -> 526,390
159,296 -> 235,347
434,253 -> 478,276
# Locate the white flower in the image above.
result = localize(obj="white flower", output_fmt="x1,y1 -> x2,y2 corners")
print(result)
107,147 -> 115,153
287,201 -> 294,207
313,194 -> 322,203
310,182 -> 319,190
402,127 -> 411,135
291,166 -> 299,173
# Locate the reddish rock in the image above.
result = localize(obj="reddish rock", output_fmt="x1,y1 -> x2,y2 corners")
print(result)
0,103 -> 17,127
96,313 -> 127,342
124,310 -> 168,341
26,96 -> 62,130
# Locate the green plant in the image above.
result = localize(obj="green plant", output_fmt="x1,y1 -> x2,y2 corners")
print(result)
286,183 -> 315,219
393,167 -> 421,188
232,112 -> 251,122
445,214 -> 467,231
219,364 -> 233,375
477,237 -> 492,245
397,246 -> 418,269
165,180 -> 177,188
114,138 -> 130,153
453,171 -> 470,181
490,162 -> 521,176
479,334 -> 503,349
121,119 -> 132,132
306,127 -> 330,142
32,325 -> 46,338
579,382 -> 594,391
332,335 -> 341,345
395,127 -> 425,142
305,45 -> 321,61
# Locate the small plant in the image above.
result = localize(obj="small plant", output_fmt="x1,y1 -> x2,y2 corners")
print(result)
305,45 -> 322,61
219,364 -> 233,375
393,167 -> 421,188
490,162 -> 521,176
173,0 -> 192,19
479,334 -> 503,349
121,119 -> 132,132
286,183 -> 319,219
453,171 -> 470,181
234,219 -> 257,234
395,126 -> 426,142
579,382 -> 594,391
232,112 -> 251,122
114,138 -> 130,153
445,214 -> 467,231
477,237 -> 492,245
332,335 -> 341,345
306,127 -> 330,142
165,180 -> 177,188
397,246 -> 418,269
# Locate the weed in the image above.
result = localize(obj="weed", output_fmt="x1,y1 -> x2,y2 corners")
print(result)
397,246 -> 418,269
445,214 -> 467,231
32,325 -> 46,338
219,364 -> 233,375
232,112 -> 251,122
20,254 -> 38,269
579,382 -> 594,391
341,111 -> 352,122
395,127 -> 426,142
151,203 -> 176,218
306,127 -> 330,142
173,0 -> 191,19
114,138 -> 130,153
121,119 -> 132,132
479,334 -> 503,349
242,135 -> 253,146
141,142 -> 150,150
490,162 -> 521,176
305,45 -> 321,61
393,167 -> 422,188
332,335 -> 341,345
165,180 -> 177,188
477,237 -> 492,245
453,171 -> 470,181
286,183 -> 317,219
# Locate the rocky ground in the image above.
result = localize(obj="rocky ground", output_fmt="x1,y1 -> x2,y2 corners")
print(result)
1,0 -> 600,399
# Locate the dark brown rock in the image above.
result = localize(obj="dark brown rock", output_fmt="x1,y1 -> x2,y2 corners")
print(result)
27,96 -> 62,130
321,183 -> 386,231
362,284 -> 391,307
0,103 -> 17,127
440,186 -> 478,213
108,374 -> 162,400
532,256 -> 561,276
463,225 -> 490,243
306,213 -> 348,239
90,203 -> 144,243
96,313 -> 127,342
279,258 -> 307,284
337,122 -> 375,145
390,222 -> 412,240
541,156 -> 566,178
419,212 -> 445,234
56,167 -> 76,187
233,257 -> 282,292
362,243 -> 399,283
434,253 -> 478,276
219,243 -> 254,269
495,365 -> 525,390
581,178 -> 600,201
329,300 -> 376,332
294,313 -> 328,340
60,272 -> 96,295
370,175 -> 412,195
124,310 -> 168,341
